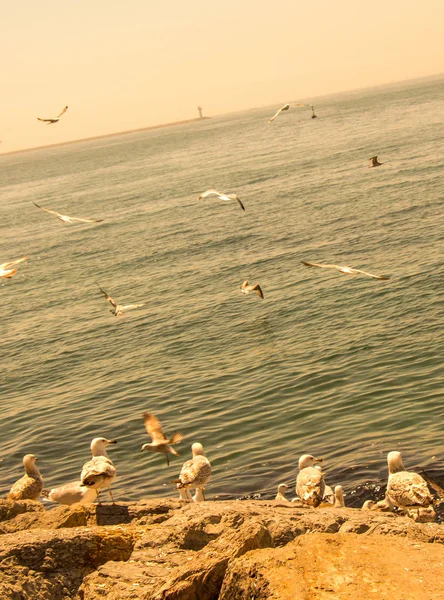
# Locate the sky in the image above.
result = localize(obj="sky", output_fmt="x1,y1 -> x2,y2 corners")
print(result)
1,0 -> 443,153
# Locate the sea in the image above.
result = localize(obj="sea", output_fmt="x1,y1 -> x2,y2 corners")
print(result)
1,75 -> 443,506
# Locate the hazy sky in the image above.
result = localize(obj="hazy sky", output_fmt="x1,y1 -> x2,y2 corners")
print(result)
2,0 -> 443,152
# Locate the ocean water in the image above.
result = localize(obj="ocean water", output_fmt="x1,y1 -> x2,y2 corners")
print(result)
1,76 -> 443,505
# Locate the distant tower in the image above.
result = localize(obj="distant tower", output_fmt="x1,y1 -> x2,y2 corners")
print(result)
197,106 -> 203,119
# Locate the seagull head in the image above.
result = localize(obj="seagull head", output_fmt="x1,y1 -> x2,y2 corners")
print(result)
90,437 -> 117,457
298,454 -> 324,470
387,451 -> 404,474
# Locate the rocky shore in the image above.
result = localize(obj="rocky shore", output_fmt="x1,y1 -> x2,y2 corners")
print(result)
0,498 -> 443,599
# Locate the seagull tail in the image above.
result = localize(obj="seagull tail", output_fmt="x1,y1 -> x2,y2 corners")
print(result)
170,478 -> 184,488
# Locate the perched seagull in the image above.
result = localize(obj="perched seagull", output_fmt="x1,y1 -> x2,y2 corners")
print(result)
198,189 -> 245,211
141,412 -> 183,466
333,485 -> 345,508
369,156 -> 383,167
241,280 -> 264,299
33,201 -> 103,224
275,483 -> 290,502
173,443 -> 212,502
80,437 -> 117,504
386,451 -> 434,518
37,105 -> 68,124
0,256 -> 29,279
311,105 -> 317,119
296,454 -> 325,507
42,481 -> 96,505
302,261 -> 390,280
7,454 -> 43,501
97,285 -> 145,317
268,103 -> 307,123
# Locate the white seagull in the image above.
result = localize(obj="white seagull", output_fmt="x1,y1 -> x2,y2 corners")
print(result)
42,481 -> 96,505
0,256 -> 28,279
275,483 -> 290,502
369,156 -> 383,167
80,437 -> 117,504
141,412 -> 184,466
7,454 -> 44,501
240,280 -> 264,299
33,201 -> 103,224
173,443 -> 212,502
385,451 -> 434,518
296,454 -> 325,507
37,105 -> 68,124
268,103 -> 307,123
97,285 -> 145,317
302,261 -> 390,280
198,189 -> 245,211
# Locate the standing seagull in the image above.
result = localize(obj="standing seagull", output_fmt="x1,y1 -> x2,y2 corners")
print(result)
80,437 -> 117,504
37,105 -> 68,124
311,105 -> 317,119
385,451 -> 434,518
0,256 -> 28,279
141,413 -> 184,466
268,103 -> 307,123
173,443 -> 212,501
7,454 -> 43,501
241,280 -> 264,299
198,189 -> 245,211
296,454 -> 325,507
302,261 -> 390,280
369,156 -> 383,167
97,285 -> 145,317
275,483 -> 290,502
33,202 -> 103,224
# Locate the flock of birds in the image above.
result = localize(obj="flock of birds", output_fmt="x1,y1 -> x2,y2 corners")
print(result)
5,411 -> 444,522
4,101 -> 438,523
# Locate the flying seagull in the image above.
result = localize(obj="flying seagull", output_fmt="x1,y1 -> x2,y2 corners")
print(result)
268,103 -> 307,123
369,156 -> 383,167
0,255 -> 28,279
141,412 -> 183,466
37,105 -> 68,124
97,284 -> 145,317
33,202 -> 103,224
302,261 -> 390,280
241,280 -> 264,299
198,189 -> 245,211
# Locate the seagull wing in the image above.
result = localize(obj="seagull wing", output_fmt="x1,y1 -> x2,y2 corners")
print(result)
226,194 -> 246,211
352,268 -> 390,280
0,256 -> 28,269
120,303 -> 145,312
37,117 -> 57,123
253,284 -> 264,299
97,285 -> 118,309
0,267 -> 17,278
269,106 -> 285,122
143,413 -> 168,443
57,106 -> 68,118
68,217 -> 104,223
200,189 -> 221,199
32,201 -> 64,218
302,261 -> 341,270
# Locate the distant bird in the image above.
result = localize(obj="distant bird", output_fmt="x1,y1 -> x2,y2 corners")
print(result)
268,103 -> 307,123
37,105 -> 68,124
369,156 -> 383,167
386,451 -> 434,517
198,189 -> 245,211
0,256 -> 28,279
241,280 -> 264,299
275,483 -> 290,502
173,443 -> 212,501
7,454 -> 43,501
302,261 -> 390,280
311,105 -> 317,119
141,413 -> 183,466
333,485 -> 345,508
33,201 -> 103,224
296,454 -> 325,507
97,285 -> 145,317
42,481 -> 96,505
80,438 -> 117,504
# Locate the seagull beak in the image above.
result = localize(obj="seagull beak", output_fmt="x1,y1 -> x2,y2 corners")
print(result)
314,457 -> 324,464
109,440 -> 118,444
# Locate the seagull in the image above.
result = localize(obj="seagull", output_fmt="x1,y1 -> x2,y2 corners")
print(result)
97,285 -> 145,317
333,485 -> 345,508
80,437 -> 117,504
296,454 -> 325,507
37,105 -> 68,124
302,261 -> 390,280
141,413 -> 184,466
7,454 -> 43,501
198,189 -> 245,211
311,105 -> 317,119
241,280 -> 264,299
386,451 -> 434,518
275,483 -> 290,502
0,256 -> 29,279
369,156 -> 383,167
173,443 -> 212,501
268,103 -> 307,122
42,481 -> 96,505
33,202 -> 103,224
